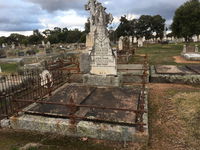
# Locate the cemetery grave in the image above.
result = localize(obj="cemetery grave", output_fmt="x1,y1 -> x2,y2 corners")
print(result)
181,44 -> 200,61
0,0 -> 200,149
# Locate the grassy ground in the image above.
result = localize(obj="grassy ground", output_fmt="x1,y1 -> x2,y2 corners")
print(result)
148,84 -> 200,150
133,42 -> 200,65
0,63 -> 19,73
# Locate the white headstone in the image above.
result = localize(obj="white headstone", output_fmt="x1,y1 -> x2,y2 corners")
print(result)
0,66 -> 2,73
46,41 -> 51,48
142,36 -> 146,42
138,38 -> 143,47
2,43 -> 5,48
42,41 -> 45,46
11,43 -> 15,49
133,37 -> 137,43
129,36 -> 133,44
183,45 -> 187,53
193,35 -> 198,42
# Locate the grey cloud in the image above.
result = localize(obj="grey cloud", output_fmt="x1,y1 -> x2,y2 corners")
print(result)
0,0 -> 188,32
105,0 -> 187,19
0,1 -> 45,31
26,0 -> 86,12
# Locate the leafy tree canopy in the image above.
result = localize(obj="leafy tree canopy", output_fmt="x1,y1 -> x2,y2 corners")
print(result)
171,0 -> 200,41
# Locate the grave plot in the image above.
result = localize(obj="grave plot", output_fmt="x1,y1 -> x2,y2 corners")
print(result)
151,65 -> 200,85
8,84 -> 148,142
181,45 -> 200,61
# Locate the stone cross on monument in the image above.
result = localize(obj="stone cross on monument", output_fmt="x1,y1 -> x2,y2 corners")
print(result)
86,0 -> 117,75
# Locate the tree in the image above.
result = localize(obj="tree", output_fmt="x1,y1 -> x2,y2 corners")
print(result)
152,15 -> 166,39
136,15 -> 153,39
115,16 -> 132,38
115,15 -> 166,40
28,30 -> 44,44
171,0 -> 200,41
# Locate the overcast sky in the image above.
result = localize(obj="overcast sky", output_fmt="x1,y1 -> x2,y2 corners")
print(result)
0,0 -> 188,36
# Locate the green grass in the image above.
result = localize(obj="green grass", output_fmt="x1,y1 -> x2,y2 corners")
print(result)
133,42 -> 200,65
0,63 -> 19,73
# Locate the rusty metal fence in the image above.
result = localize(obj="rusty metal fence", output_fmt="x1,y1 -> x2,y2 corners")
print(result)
0,69 -> 67,118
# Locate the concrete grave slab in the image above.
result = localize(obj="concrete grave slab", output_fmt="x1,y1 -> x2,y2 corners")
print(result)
155,65 -> 194,75
186,65 -> 200,74
151,65 -> 200,85
8,84 -> 148,142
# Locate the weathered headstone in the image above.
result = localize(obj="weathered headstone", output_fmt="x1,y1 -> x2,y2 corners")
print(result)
88,1 -> 117,75
83,0 -> 119,86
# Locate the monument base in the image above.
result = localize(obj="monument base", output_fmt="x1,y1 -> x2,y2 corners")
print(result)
83,74 -> 121,87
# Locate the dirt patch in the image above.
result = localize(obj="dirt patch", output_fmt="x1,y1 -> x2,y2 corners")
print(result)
173,56 -> 200,64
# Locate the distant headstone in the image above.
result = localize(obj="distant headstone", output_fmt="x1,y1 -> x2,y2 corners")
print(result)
193,35 -> 198,42
11,43 -> 15,49
129,36 -> 133,44
182,45 -> 198,53
42,41 -> 45,46
133,37 -> 137,43
195,45 -> 199,53
46,41 -> 51,48
118,36 -> 123,51
2,43 -> 5,48
183,45 -> 187,53
142,36 -> 146,42
0,67 -> 2,73
138,38 -> 143,47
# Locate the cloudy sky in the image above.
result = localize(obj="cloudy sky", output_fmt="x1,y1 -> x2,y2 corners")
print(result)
0,0 -> 188,36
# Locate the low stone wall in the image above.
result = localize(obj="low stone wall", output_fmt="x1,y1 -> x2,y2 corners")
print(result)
83,74 -> 121,87
8,111 -> 148,142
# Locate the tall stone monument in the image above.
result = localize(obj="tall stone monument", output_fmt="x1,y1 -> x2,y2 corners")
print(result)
87,0 -> 117,75
83,0 -> 119,86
